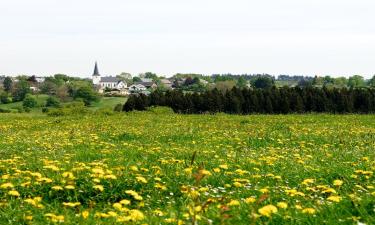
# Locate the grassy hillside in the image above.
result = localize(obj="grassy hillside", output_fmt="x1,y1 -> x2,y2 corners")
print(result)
0,112 -> 374,224
90,97 -> 126,110
0,94 -> 49,113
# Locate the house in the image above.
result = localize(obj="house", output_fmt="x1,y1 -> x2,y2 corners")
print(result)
135,81 -> 157,89
128,84 -> 147,93
160,79 -> 173,89
35,77 -> 46,83
91,62 -> 128,95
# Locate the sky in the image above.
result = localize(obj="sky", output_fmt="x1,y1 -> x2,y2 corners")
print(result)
0,0 -> 375,78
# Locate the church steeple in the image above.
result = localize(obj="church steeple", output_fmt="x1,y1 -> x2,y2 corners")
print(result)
93,61 -> 100,76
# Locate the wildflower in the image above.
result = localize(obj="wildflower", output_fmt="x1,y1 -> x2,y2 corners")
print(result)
258,205 -> 278,217
52,186 -> 63,191
333,180 -> 344,186
62,202 -> 81,207
327,195 -> 342,203
302,208 -> 316,214
125,190 -> 143,201
120,199 -> 131,205
228,200 -> 240,206
136,176 -> 148,184
219,164 -> 228,169
1,183 -> 14,189
200,169 -> 212,176
8,190 -> 20,197
277,202 -> 288,209
82,211 -> 89,219
93,185 -> 104,192
245,197 -> 256,204
64,185 -> 75,190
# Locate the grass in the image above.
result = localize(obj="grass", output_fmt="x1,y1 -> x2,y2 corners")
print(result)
0,95 -> 125,113
0,112 -> 374,224
90,97 -> 126,110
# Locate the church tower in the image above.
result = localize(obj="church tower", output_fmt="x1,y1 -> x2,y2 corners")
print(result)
92,62 -> 101,85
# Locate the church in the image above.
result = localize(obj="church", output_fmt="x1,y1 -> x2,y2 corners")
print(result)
91,62 -> 128,95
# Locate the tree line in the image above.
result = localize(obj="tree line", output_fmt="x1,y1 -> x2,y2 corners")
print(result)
123,87 -> 375,114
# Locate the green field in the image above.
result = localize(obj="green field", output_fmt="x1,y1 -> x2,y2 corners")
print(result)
0,96 -> 125,113
0,112 -> 374,224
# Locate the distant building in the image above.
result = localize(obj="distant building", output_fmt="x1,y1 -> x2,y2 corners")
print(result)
160,79 -> 173,89
128,84 -> 147,93
91,62 -> 128,95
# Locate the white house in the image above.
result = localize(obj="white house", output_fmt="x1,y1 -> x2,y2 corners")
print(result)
92,62 -> 128,94
128,84 -> 147,93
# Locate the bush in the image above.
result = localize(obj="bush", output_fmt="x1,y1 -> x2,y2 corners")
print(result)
0,108 -> 11,113
147,106 -> 174,114
74,86 -> 99,106
46,101 -> 89,117
45,96 -> 61,108
0,92 -> 12,104
22,94 -> 37,109
114,103 -> 123,112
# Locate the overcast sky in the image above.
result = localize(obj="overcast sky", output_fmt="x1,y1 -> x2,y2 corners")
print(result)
1,0 -> 374,78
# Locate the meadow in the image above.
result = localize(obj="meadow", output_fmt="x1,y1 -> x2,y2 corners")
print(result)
0,111 -> 374,224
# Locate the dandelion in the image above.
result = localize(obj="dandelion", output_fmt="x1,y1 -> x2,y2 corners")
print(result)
228,200 -> 240,206
333,180 -> 344,186
245,197 -> 256,204
82,211 -> 89,219
302,208 -> 316,214
277,202 -> 288,209
8,190 -> 20,197
0,183 -> 14,189
136,176 -> 148,184
64,185 -> 75,190
258,205 -> 278,217
52,186 -> 63,191
327,195 -> 342,203
62,202 -> 81,207
93,184 -> 104,192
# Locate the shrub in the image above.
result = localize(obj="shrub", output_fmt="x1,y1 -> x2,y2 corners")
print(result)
0,108 -> 11,113
22,94 -> 37,109
114,103 -> 123,112
46,101 -> 89,117
0,92 -> 12,104
45,96 -> 61,108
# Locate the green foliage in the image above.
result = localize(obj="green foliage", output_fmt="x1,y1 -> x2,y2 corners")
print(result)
113,103 -> 123,112
73,86 -> 99,106
22,94 -> 38,108
0,92 -> 12,104
3,76 -> 13,92
46,101 -> 89,116
12,79 -> 30,102
251,76 -> 275,89
45,96 -> 61,108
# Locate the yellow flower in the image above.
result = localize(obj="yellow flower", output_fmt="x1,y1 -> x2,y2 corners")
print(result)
62,202 -> 81,207
245,197 -> 256,204
120,199 -> 131,205
258,205 -> 278,217
136,176 -> 148,184
277,202 -> 288,209
327,195 -> 342,203
213,168 -> 221,173
228,200 -> 240,206
0,183 -> 14,189
125,190 -> 143,201
52,186 -> 63,191
200,169 -> 212,176
8,190 -> 20,197
64,185 -> 75,190
333,180 -> 343,186
93,185 -> 104,192
219,164 -> 228,169
82,210 -> 89,219
129,209 -> 144,221
302,208 -> 316,214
